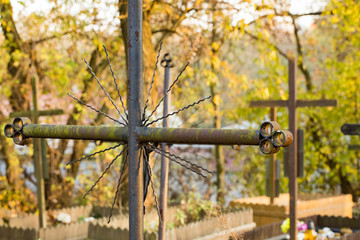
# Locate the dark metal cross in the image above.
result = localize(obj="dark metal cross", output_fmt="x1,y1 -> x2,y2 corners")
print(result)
250,59 -> 337,240
8,76 -> 63,228
341,123 -> 360,190
3,1 -> 293,239
158,53 -> 174,240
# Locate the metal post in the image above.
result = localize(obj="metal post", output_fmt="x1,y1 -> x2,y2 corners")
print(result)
158,53 -> 173,239
288,59 -> 298,240
128,0 -> 143,238
31,76 -> 47,228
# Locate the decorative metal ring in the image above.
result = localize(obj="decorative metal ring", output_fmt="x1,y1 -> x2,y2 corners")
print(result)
161,53 -> 175,68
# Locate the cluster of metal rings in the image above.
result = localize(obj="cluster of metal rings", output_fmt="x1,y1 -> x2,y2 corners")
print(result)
259,121 -> 293,154
4,117 -> 31,145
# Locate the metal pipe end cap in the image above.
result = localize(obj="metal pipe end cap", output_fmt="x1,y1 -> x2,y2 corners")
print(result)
13,117 -> 32,131
4,124 -> 15,138
13,131 -> 31,145
260,138 -> 275,154
260,121 -> 281,137
272,130 -> 293,147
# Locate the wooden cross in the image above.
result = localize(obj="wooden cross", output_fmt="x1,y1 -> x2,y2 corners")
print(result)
250,59 -> 337,240
9,77 -> 63,228
3,1 -> 292,239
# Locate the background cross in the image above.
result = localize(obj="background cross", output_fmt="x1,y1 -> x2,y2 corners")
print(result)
342,123 -> 360,195
250,59 -> 337,240
158,53 -> 174,240
8,76 -> 63,228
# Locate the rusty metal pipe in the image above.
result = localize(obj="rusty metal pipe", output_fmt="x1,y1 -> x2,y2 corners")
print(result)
13,131 -> 31,145
260,121 -> 281,138
4,124 -> 15,138
272,130 -> 293,147
136,127 -> 260,145
19,124 -> 260,145
13,117 -> 31,131
7,124 -> 295,151
21,124 -> 128,142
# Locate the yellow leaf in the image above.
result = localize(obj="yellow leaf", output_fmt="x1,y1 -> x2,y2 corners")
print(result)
213,95 -> 221,105
211,42 -> 220,51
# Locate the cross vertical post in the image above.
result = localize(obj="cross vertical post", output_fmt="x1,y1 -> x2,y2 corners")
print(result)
31,76 -> 47,228
158,53 -> 173,240
128,0 -> 143,238
288,59 -> 298,239
341,124 -> 360,195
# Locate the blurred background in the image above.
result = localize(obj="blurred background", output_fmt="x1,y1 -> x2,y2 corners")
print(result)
0,0 -> 359,226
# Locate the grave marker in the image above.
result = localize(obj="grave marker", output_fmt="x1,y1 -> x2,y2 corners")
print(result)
250,59 -> 337,239
9,76 -> 63,228
3,1 -> 293,238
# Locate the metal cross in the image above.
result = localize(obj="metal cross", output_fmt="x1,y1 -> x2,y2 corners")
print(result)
158,53 -> 174,240
8,76 -> 63,228
3,1 -> 293,239
250,59 -> 337,240
341,123 -> 360,191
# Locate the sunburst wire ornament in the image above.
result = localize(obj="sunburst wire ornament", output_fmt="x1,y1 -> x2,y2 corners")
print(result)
66,44 -> 214,223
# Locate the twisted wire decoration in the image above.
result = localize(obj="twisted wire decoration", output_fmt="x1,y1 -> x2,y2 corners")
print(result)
84,58 -> 128,124
83,146 -> 127,199
68,93 -> 125,126
146,95 -> 211,127
108,151 -> 129,223
142,42 -> 163,122
148,144 -> 207,178
66,143 -> 124,165
103,45 -> 128,122
150,144 -> 214,176
143,61 -> 190,125
142,147 -> 162,229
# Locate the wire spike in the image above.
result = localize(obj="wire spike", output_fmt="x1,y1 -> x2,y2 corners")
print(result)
66,143 -> 123,165
150,144 -> 214,176
143,61 -> 189,125
67,93 -> 126,126
146,95 -> 211,127
108,151 -> 128,223
142,147 -> 163,228
148,144 -> 207,178
103,45 -> 128,122
83,147 -> 126,199
142,42 -> 163,122
84,58 -> 127,124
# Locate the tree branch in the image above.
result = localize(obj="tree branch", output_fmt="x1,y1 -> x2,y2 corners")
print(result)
243,29 -> 289,59
290,14 -> 313,92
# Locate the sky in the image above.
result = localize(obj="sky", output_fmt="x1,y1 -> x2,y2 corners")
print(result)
11,0 -> 329,29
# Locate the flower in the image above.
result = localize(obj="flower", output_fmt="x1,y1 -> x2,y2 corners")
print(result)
297,221 -> 308,231
281,218 -> 290,233
281,219 -> 308,233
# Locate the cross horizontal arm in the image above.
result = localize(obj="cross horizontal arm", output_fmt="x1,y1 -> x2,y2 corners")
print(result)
296,99 -> 337,107
10,109 -> 64,118
341,124 -> 360,135
250,99 -> 337,108
348,145 -> 360,150
250,100 -> 288,107
22,124 -> 128,141
4,118 -> 293,154
11,123 -> 259,145
136,127 -> 260,145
